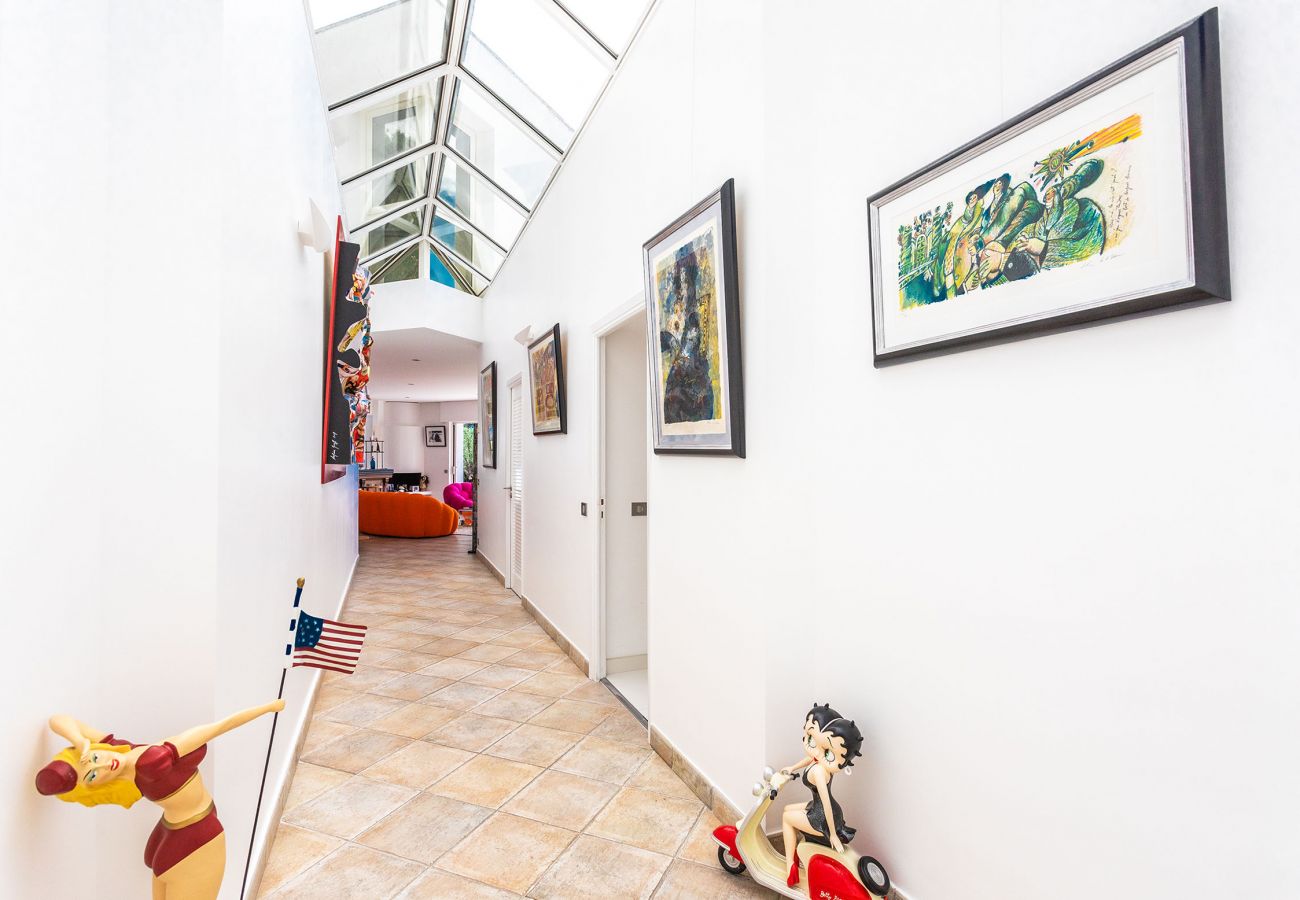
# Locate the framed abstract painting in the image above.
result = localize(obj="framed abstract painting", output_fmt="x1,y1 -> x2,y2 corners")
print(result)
527,324 -> 566,435
867,8 -> 1228,364
642,178 -> 745,456
479,362 -> 497,468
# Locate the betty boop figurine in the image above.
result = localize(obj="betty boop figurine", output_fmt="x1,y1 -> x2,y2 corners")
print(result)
777,702 -> 864,887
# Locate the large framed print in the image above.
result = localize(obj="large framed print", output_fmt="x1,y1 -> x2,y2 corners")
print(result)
527,324 -> 567,435
642,178 -> 745,456
479,362 -> 497,468
867,9 -> 1228,364
322,215 -> 364,481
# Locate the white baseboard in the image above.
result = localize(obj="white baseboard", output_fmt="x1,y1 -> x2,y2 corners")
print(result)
605,653 -> 647,674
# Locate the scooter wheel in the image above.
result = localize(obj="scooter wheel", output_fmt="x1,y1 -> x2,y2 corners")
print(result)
857,856 -> 890,897
717,846 -> 746,875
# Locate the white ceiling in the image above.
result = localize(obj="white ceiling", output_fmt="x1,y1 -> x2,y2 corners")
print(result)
367,327 -> 482,402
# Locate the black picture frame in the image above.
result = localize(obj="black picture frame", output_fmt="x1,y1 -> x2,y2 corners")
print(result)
479,361 -> 497,468
527,324 -> 567,435
642,178 -> 745,456
424,425 -> 447,448
866,8 -> 1229,365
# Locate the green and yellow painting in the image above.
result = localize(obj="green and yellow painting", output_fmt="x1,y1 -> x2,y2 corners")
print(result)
653,223 -> 723,428
897,113 -> 1142,309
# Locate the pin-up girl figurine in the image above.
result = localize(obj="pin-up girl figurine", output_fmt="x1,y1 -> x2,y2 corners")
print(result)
777,702 -> 865,887
34,700 -> 284,899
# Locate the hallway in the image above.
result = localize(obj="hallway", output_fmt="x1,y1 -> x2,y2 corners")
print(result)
258,534 -> 771,899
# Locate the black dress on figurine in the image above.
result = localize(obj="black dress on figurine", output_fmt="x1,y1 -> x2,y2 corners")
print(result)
802,767 -> 856,847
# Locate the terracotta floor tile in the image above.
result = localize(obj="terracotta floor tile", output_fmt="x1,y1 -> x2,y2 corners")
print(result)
457,643 -> 521,663
438,812 -> 576,894
360,740 -> 474,789
512,671 -> 588,698
419,656 -> 488,680
313,684 -> 360,714
529,834 -> 671,900
472,690 -> 555,723
651,858 -> 774,899
589,708 -> 649,746
380,650 -> 445,673
300,719 -> 356,756
395,868 -> 520,899
676,809 -> 724,867
527,699 -> 613,734
356,791 -> 493,864
586,786 -> 701,856
283,762 -> 352,813
453,625 -> 511,642
424,681 -> 503,711
490,630 -> 547,649
301,729 -> 411,774
420,637 -> 479,656
368,673 -> 454,701
431,753 -> 543,809
496,648 -> 565,670
266,844 -> 424,900
627,755 -> 701,803
553,736 -> 653,785
501,769 -> 617,831
282,776 -> 417,839
545,658 -> 587,679
427,714 -> 520,753
319,693 -> 411,727
368,630 -> 436,651
257,825 -> 342,895
330,665 -> 403,692
368,702 -> 461,739
485,723 -> 582,768
563,680 -> 623,706
463,664 -> 536,690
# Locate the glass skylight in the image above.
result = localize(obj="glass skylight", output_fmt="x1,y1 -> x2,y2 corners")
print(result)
307,0 -> 651,296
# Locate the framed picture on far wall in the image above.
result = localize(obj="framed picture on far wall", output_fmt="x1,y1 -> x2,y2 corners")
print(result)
527,324 -> 566,435
866,8 -> 1228,364
424,425 -> 447,448
479,362 -> 497,468
643,178 -> 745,456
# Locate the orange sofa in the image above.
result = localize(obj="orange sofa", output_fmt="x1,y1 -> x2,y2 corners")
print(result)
359,491 -> 460,538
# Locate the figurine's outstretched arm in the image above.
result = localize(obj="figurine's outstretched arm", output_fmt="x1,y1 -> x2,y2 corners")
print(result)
48,715 -> 109,758
167,700 -> 285,756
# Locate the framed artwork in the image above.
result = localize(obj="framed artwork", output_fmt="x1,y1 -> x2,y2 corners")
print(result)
642,178 -> 745,456
424,425 -> 447,448
321,215 -> 365,482
527,324 -> 567,435
867,8 -> 1228,364
479,362 -> 497,468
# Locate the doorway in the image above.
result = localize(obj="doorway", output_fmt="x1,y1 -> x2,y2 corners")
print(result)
507,376 -> 524,596
600,316 -> 649,718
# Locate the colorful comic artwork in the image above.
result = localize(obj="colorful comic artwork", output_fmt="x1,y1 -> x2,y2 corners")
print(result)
336,265 -> 373,464
652,221 -> 723,430
896,113 -> 1141,310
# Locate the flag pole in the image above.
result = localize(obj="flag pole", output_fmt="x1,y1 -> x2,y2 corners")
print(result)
239,577 -> 304,900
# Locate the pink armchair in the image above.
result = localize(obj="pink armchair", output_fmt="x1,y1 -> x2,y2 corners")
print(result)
443,481 -> 474,510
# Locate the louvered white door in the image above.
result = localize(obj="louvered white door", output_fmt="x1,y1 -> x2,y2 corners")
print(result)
509,381 -> 524,594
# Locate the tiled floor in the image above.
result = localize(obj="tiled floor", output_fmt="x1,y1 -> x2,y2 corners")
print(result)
259,533 -> 774,899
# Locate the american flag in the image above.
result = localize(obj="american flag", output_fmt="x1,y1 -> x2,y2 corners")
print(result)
289,611 -> 367,674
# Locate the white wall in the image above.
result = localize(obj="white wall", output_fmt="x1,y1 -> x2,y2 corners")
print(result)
368,399 -> 477,488
603,318 -> 649,662
0,2 -> 358,898
475,1 -> 1300,898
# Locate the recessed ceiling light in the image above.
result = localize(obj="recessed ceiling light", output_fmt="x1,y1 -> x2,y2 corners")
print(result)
411,358 -> 420,362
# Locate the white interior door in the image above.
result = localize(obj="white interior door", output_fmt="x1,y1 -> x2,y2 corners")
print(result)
509,379 -> 524,594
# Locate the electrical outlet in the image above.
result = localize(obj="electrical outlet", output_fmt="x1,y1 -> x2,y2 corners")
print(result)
631,502 -> 647,517
580,502 -> 588,516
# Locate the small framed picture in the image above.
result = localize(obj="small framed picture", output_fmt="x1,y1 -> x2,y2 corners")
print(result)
642,178 -> 745,456
866,9 -> 1228,364
424,425 -> 447,448
479,362 -> 497,467
527,324 -> 567,435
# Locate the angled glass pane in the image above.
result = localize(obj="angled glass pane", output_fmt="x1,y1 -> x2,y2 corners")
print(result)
437,156 -> 525,249
462,0 -> 610,147
342,151 -> 432,228
361,210 -> 423,259
449,80 -> 556,207
312,0 -> 450,106
429,244 -> 489,295
373,242 -> 420,283
431,211 -> 505,277
329,76 -> 442,179
557,0 -> 646,53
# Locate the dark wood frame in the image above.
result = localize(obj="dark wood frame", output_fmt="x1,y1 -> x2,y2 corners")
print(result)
424,425 -> 447,447
642,178 -> 746,457
866,8 -> 1229,365
479,361 -> 497,468
527,323 -> 567,435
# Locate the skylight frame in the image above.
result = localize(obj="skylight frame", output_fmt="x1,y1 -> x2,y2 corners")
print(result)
307,0 -> 657,295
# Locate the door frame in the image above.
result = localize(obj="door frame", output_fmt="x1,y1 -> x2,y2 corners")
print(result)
590,292 -> 647,681
507,373 -> 524,596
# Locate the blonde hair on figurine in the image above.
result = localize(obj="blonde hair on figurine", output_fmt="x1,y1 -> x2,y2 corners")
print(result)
49,744 -> 143,808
